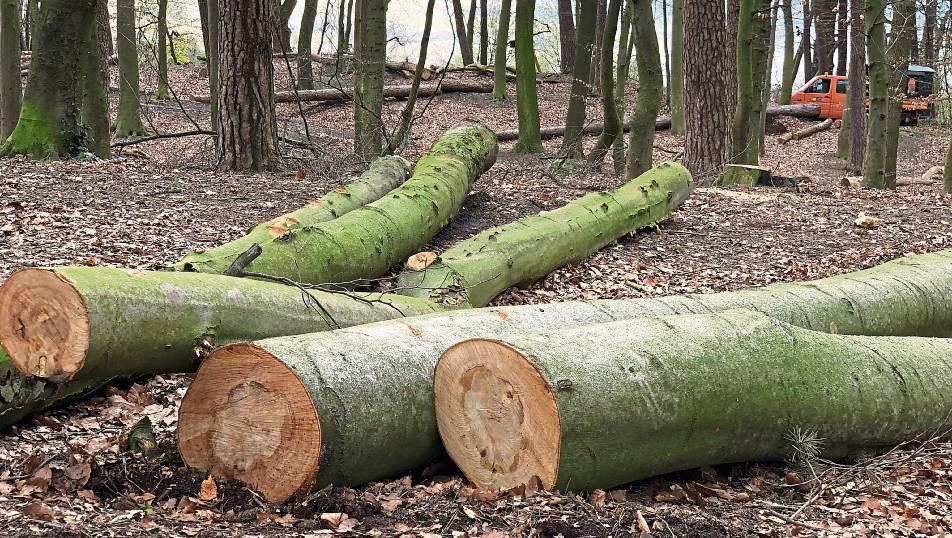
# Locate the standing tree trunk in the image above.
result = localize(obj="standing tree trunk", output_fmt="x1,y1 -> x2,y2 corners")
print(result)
199,0 -> 210,54
861,0 -> 888,188
466,0 -> 476,56
352,0 -> 386,159
344,0 -> 353,50
383,0 -> 435,155
835,0 -> 847,74
451,0 -> 473,65
273,0 -> 296,52
758,1 -> 778,153
591,0 -> 607,90
728,0 -> 771,167
218,0 -> 276,170
0,0 -> 22,139
490,0 -> 511,100
156,0 -> 170,100
558,1 -> 595,158
845,0 -> 865,174
115,0 -> 145,137
557,0 -> 575,73
95,0 -> 112,98
297,0 -> 318,90
725,0 -> 739,116
779,0 -> 795,103
512,0 -> 542,153
588,0 -> 623,165
923,0 -> 937,66
624,0 -> 663,179
207,0 -> 219,136
612,0 -> 634,173
336,0 -> 347,54
683,0 -> 730,178
670,0 -> 685,134
812,0 -> 835,74
0,0 -> 108,158
882,0 -> 915,186
944,136 -> 951,193
662,0 -> 671,106
802,0 -> 814,78
478,0 -> 488,65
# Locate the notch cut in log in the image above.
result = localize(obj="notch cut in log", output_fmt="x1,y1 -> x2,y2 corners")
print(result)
434,310 -> 952,492
396,162 -> 693,308
191,80 -> 493,104
178,248 -> 952,502
777,118 -> 835,144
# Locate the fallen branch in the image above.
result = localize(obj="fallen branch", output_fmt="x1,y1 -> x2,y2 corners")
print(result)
778,118 -> 835,144
111,129 -> 215,149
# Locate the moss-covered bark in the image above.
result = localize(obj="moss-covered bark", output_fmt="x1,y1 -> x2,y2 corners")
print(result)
624,0 -> 663,179
512,0 -> 542,153
0,0 -> 105,159
557,2 -> 596,158
669,0 -> 684,134
156,0 -> 170,100
861,0 -> 888,188
180,247 -> 952,496
297,0 -> 318,90
490,0 -> 511,101
397,162 -> 691,308
587,0 -> 623,165
728,0 -> 769,167
611,0 -> 634,174
440,310 -> 952,492
114,0 -> 145,137
175,156 -> 411,273
0,0 -> 22,139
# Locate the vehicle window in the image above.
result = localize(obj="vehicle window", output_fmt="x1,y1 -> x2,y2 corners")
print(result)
836,80 -> 848,94
804,78 -> 831,94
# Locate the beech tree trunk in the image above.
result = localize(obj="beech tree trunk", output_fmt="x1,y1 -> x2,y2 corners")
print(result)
178,248 -> 952,501
845,0 -> 865,175
812,0 -> 836,74
612,0 -> 634,173
624,0 -> 663,179
218,0 -> 276,171
451,0 -> 473,65
156,0 -> 170,100
591,0 -> 606,90
397,163 -> 691,309
273,0 -> 296,52
353,0 -> 387,159
778,0 -> 795,104
95,0 -> 112,98
557,0 -> 575,74
435,311 -> 952,492
490,0 -> 511,100
683,0 -> 730,178
512,0 -> 542,153
883,0 -> 915,186
297,0 -> 318,90
199,0 -> 209,54
835,0 -> 847,75
478,0 -> 488,65
466,0 -> 476,55
558,1 -> 596,158
669,0 -> 685,134
115,0 -> 145,137
0,0 -> 108,158
587,0 -> 623,164
0,0 -> 21,139
861,0 -> 887,188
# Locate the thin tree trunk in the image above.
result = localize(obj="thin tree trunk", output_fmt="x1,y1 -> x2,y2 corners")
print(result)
835,0 -> 847,74
557,0 -> 575,73
512,0 -> 542,153
882,0 -> 915,186
218,0 -> 276,170
273,0 -> 296,51
337,0 -> 347,54
845,0 -> 865,174
0,0 -> 22,138
778,0 -> 795,103
490,0 -> 512,100
683,0 -> 730,178
451,0 -> 473,65
115,0 -> 145,136
466,0 -> 476,56
297,0 -> 318,90
344,0 -> 353,50
802,0 -> 813,78
923,0 -> 937,66
670,0 -> 684,134
207,0 -> 220,136
612,0 -> 634,173
315,0 -> 332,56
758,1 -> 778,153
944,136 -> 951,193
558,0 -> 595,158
591,0 -> 607,90
478,0 -> 488,65
729,0 -> 757,165
861,0 -> 888,188
624,0 -> 663,178
383,0 -> 435,155
199,0 -> 210,54
588,0 -> 623,164
662,0 -> 671,106
156,0 -> 170,100
725,0 -> 739,116
352,0 -> 387,159
812,0 -> 835,74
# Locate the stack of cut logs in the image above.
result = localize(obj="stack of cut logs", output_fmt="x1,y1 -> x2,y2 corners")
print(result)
2,123 -> 952,502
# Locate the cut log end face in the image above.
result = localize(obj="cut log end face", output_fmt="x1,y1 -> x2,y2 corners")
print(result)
0,269 -> 90,381
406,251 -> 438,271
434,339 -> 561,492
177,344 -> 321,503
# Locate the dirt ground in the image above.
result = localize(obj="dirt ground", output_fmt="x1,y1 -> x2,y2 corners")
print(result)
0,61 -> 951,537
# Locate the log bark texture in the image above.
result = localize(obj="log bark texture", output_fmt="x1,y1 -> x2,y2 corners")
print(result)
396,162 -> 692,308
194,80 -> 492,104
174,156 -> 411,273
176,124 -> 496,284
0,350 -> 105,429
178,248 -> 952,501
778,118 -> 834,144
435,310 -> 952,492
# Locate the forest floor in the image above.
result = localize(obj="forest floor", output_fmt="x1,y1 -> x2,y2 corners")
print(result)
0,62 -> 951,537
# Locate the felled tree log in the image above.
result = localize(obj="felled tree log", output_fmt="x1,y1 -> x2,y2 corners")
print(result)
435,310 -> 952,492
273,53 -> 433,79
495,104 -> 821,142
173,156 -> 411,273
396,162 -> 692,308
0,350 -> 105,429
192,80 -> 493,104
178,248 -> 952,501
0,267 -> 439,383
175,124 -> 497,283
778,118 -> 834,144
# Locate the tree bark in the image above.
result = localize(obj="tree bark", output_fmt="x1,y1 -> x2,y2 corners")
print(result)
725,0 -> 739,116
353,0 -> 386,159
557,0 -> 575,73
729,0 -> 757,166
478,0 -> 488,65
923,0 -> 937,66
466,0 -> 476,55
490,0 -> 512,100
669,0 -> 685,134
778,0 -> 795,104
451,0 -> 473,65
183,124 -> 497,282
861,0 -> 887,188
882,0 -> 915,186
845,0 -> 865,174
587,0 -> 623,164
156,0 -> 170,100
383,0 -> 435,155
624,0 -> 663,179
297,0 -> 318,90
612,0 -> 634,173
398,163 -> 691,309
0,0 -> 22,139
95,0 -> 112,100
179,247 -> 952,500
944,137 -> 951,193
512,0 -> 542,153
435,310 -> 952,492
195,80 -> 492,103
558,1 -> 596,158
114,0 -> 145,137
812,0 -> 836,74
207,0 -> 219,136
683,0 -> 730,179
802,0 -> 814,78
835,0 -> 847,74
0,0 -> 107,158
778,117 -> 833,143
218,0 -> 276,171
273,0 -> 296,52
199,0 -> 210,54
